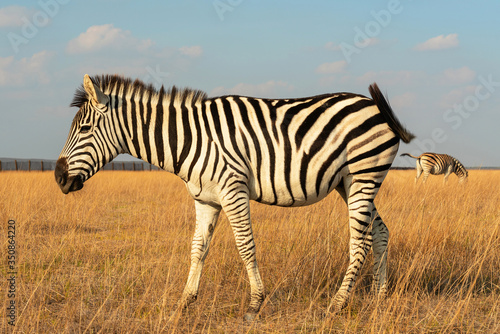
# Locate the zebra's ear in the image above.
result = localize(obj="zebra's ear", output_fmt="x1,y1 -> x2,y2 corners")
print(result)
83,74 -> 109,106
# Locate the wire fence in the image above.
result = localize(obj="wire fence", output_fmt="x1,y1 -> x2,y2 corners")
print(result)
0,159 -> 495,172
0,159 -> 162,172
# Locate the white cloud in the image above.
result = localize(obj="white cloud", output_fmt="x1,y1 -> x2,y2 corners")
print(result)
0,51 -> 53,86
438,66 -> 475,85
414,34 -> 459,51
65,24 -> 203,83
315,60 -> 347,74
64,25 -> 203,86
179,45 -> 203,58
210,80 -> 294,98
66,24 -> 153,54
0,5 -> 34,27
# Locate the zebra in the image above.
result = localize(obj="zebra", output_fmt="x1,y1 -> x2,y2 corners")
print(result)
55,74 -> 414,320
401,152 -> 468,183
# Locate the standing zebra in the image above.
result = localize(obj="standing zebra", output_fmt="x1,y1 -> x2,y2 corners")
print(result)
55,74 -> 414,320
401,153 -> 468,183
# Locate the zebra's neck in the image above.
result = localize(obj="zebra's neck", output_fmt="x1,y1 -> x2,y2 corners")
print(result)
114,85 -> 207,177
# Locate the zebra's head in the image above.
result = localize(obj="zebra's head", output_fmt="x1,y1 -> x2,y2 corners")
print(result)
459,170 -> 469,183
456,162 -> 468,183
55,74 -> 122,194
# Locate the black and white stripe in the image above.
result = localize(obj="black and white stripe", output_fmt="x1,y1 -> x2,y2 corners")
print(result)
55,74 -> 414,319
401,152 -> 468,183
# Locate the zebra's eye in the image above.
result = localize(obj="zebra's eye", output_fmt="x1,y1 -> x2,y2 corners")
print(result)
80,125 -> 92,134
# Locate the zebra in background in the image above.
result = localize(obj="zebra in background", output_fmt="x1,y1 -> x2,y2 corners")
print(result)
55,74 -> 414,320
401,153 -> 468,183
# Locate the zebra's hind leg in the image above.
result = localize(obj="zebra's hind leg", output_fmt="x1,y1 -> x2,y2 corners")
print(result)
371,207 -> 388,300
415,162 -> 423,183
329,177 -> 376,313
178,200 -> 221,311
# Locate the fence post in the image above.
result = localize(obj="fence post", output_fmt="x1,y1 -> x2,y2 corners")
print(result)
112,162 -> 114,171
15,160 -> 18,171
122,162 -> 125,171
41,160 -> 44,172
0,160 -> 2,171
28,160 -> 31,172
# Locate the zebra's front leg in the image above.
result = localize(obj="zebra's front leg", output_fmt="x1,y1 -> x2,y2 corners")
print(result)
330,196 -> 374,313
178,200 -> 221,310
371,207 -> 388,299
221,188 -> 264,321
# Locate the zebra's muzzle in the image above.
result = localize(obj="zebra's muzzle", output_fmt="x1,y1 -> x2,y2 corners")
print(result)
55,157 -> 84,194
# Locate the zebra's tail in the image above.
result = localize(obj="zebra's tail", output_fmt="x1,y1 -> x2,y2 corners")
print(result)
400,153 -> 420,159
369,83 -> 415,144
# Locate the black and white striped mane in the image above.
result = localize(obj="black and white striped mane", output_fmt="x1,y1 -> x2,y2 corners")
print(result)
70,74 -> 208,108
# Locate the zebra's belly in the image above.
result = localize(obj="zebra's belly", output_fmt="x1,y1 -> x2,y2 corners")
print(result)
430,166 -> 442,175
248,172 -> 342,207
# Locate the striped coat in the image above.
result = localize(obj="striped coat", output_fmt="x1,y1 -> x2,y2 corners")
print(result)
55,74 -> 414,319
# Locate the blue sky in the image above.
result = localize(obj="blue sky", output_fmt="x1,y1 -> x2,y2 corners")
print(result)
1,0 -> 499,167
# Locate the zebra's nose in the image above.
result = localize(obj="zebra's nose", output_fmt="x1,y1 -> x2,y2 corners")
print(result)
55,157 -> 68,186
54,158 -> 84,194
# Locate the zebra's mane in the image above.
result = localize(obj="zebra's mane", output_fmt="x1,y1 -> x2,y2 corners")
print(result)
70,74 -> 208,108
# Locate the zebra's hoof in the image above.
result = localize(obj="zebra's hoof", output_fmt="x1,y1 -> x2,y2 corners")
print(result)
243,312 -> 259,323
328,295 -> 348,314
377,290 -> 388,301
167,311 -> 180,323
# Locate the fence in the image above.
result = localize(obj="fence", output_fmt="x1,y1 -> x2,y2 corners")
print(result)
0,159 -> 492,172
0,159 -> 161,172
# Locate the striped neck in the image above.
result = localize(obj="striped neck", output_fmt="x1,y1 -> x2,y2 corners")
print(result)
114,84 -> 207,176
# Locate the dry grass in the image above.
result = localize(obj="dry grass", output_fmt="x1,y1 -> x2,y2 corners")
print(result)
1,170 -> 499,333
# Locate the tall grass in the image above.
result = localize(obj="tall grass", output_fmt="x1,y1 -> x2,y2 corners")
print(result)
1,170 -> 499,333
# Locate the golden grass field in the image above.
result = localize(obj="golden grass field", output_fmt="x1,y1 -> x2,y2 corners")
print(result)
1,170 -> 499,333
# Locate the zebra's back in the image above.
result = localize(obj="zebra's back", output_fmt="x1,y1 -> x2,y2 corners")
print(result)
203,92 -> 400,207
419,153 -> 452,175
